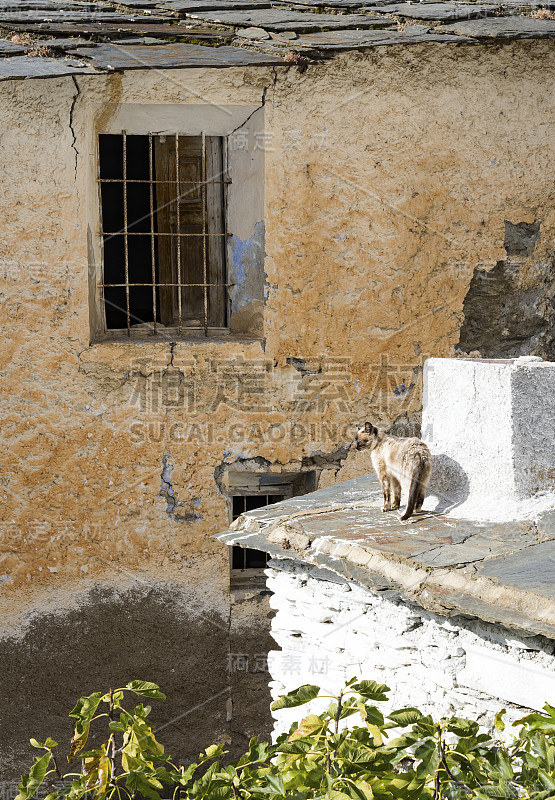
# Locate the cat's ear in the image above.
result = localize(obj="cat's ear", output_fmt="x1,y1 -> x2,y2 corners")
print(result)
364,421 -> 376,434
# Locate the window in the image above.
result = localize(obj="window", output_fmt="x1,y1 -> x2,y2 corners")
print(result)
231,494 -> 285,571
226,471 -> 317,587
97,131 -> 228,337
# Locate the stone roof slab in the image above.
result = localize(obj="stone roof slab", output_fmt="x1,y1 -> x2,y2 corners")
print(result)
67,40 -> 284,65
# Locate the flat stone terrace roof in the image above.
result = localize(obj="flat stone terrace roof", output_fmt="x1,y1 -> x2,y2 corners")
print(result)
217,473 -> 555,639
0,0 -> 554,77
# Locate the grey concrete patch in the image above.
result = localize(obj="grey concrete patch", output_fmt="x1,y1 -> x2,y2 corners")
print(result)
458,221 -> 554,359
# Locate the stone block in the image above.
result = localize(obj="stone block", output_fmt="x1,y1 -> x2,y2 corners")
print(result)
422,357 -> 555,519
458,644 -> 555,711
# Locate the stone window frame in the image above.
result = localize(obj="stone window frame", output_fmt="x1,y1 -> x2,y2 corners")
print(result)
88,104 -> 266,344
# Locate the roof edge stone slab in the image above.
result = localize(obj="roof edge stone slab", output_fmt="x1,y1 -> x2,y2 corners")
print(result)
216,473 -> 555,640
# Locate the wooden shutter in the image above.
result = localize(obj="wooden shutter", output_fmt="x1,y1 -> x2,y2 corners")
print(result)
154,134 -> 226,329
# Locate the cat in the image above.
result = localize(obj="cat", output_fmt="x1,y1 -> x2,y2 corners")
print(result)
355,421 -> 432,520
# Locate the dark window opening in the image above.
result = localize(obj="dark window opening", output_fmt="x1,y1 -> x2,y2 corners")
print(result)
227,472 -> 317,585
98,132 -> 228,337
231,494 -> 284,571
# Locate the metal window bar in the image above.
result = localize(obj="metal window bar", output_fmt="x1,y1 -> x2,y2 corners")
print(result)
148,132 -> 157,335
98,179 -> 232,184
175,132 -> 183,335
201,131 -> 208,336
122,130 -> 131,335
98,131 -> 229,337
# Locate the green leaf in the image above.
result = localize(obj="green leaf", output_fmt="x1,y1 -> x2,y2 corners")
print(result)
68,692 -> 102,721
29,737 -> 58,752
325,791 -> 353,800
67,692 -> 102,764
205,744 -> 225,759
475,781 -> 518,799
126,681 -> 166,701
95,755 -> 111,796
357,703 -> 385,729
126,773 -> 162,800
494,709 -> 506,734
386,709 -> 424,728
538,770 -> 555,791
367,724 -> 383,746
351,681 -> 390,702
67,724 -> 91,764
263,774 -> 286,796
415,739 -> 439,778
289,714 -> 326,741
350,779 -> 374,800
16,751 -> 52,800
271,685 -> 320,711
445,718 -> 479,738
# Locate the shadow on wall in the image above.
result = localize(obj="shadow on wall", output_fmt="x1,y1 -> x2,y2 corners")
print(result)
426,453 -> 470,514
0,584 -> 264,782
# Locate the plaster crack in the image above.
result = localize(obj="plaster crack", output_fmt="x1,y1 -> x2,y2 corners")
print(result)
228,90 -> 268,137
69,75 -> 81,181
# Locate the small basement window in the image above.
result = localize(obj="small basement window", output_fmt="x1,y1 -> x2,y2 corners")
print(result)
227,471 -> 316,587
231,494 -> 285,571
97,132 -> 228,337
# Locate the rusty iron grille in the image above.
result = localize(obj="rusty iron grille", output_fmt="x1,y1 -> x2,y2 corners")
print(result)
97,131 -> 231,337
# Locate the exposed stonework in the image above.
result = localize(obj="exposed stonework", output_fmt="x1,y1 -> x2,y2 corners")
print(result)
458,220 -> 555,359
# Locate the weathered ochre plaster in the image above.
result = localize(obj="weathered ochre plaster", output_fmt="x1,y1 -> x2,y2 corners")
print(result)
1,39 -> 555,777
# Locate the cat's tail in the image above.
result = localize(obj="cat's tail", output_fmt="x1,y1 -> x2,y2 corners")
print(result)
400,456 -> 428,521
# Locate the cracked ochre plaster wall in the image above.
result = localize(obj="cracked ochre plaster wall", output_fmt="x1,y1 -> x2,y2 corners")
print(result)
1,39 -> 555,778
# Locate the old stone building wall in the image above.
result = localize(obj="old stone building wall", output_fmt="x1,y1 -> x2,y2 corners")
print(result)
1,38 -> 555,779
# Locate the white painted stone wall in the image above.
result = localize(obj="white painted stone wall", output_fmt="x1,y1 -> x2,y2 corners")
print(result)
266,559 -> 555,739
422,357 -> 555,521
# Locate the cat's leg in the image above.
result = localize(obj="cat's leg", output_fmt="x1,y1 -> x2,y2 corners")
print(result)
414,487 -> 425,513
390,475 -> 401,510
415,463 -> 432,513
380,470 -> 392,512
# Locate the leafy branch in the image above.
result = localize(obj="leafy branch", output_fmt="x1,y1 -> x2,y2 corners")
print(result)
15,680 -> 555,800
